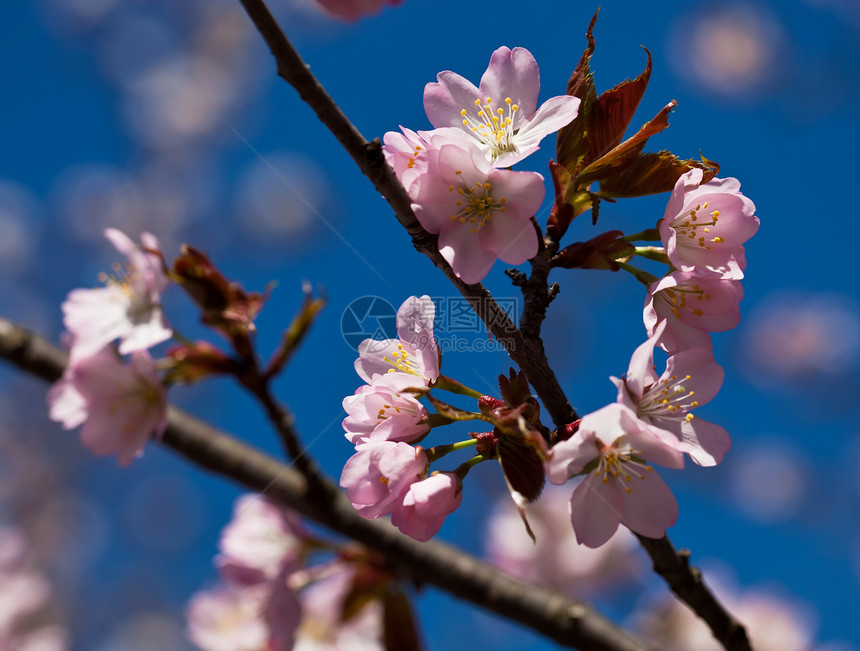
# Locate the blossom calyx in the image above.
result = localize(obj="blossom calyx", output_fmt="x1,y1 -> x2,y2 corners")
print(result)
172,245 -> 267,357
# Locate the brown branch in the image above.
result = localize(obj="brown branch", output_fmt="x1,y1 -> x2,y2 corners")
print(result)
0,317 -> 652,651
235,0 -> 578,427
635,534 -> 752,651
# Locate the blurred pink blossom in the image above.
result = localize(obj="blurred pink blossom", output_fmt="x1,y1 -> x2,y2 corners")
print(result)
314,0 -> 402,21
485,485 -> 643,595
62,228 -> 171,360
635,580 -> 820,651
47,347 -> 167,466
186,582 -> 296,651
217,494 -> 305,586
0,527 -> 67,650
293,567 -> 383,651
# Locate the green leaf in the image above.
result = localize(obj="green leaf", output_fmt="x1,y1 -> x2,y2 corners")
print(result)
599,150 -> 721,198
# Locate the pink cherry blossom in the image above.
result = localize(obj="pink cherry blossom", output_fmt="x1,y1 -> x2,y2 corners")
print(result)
660,169 -> 758,279
314,0 -> 402,22
355,295 -> 440,389
613,322 -> 731,466
340,441 -> 427,519
62,228 -> 172,360
391,472 -> 462,542
644,270 -> 744,352
545,403 -> 684,548
423,46 -> 580,167
343,375 -> 430,445
411,143 -> 543,284
382,127 -> 463,195
217,494 -> 305,586
47,347 -> 167,466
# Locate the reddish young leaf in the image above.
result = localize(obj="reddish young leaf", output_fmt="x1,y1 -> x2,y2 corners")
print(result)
585,47 -> 652,166
556,10 -> 600,171
577,100 -> 678,184
599,150 -> 721,198
553,230 -> 636,271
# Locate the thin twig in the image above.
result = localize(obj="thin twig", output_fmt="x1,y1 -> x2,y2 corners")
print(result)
635,534 -> 752,651
0,317 -> 653,651
235,0 -> 578,427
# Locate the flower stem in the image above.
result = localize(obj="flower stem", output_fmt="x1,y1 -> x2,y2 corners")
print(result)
616,261 -> 659,288
633,246 -> 671,265
433,375 -> 484,399
453,454 -> 490,480
622,227 -> 661,242
426,439 -> 479,463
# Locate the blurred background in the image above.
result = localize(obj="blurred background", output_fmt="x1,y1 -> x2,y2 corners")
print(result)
1,0 -> 859,648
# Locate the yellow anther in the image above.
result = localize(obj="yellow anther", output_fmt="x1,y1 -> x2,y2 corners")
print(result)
713,236 -> 724,243
505,97 -> 512,104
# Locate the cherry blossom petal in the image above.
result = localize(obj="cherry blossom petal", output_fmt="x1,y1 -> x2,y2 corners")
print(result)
570,474 -> 624,548
617,469 -> 679,539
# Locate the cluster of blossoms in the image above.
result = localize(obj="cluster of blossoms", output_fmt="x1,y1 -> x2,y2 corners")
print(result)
367,43 -> 758,551
546,170 -> 758,546
340,296 -> 465,542
646,169 -> 758,353
187,495 -> 385,650
384,46 -> 580,284
48,229 -> 172,466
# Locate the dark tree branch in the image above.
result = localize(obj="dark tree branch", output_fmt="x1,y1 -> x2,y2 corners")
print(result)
0,317 -> 652,651
635,534 -> 752,651
235,0 -> 578,427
